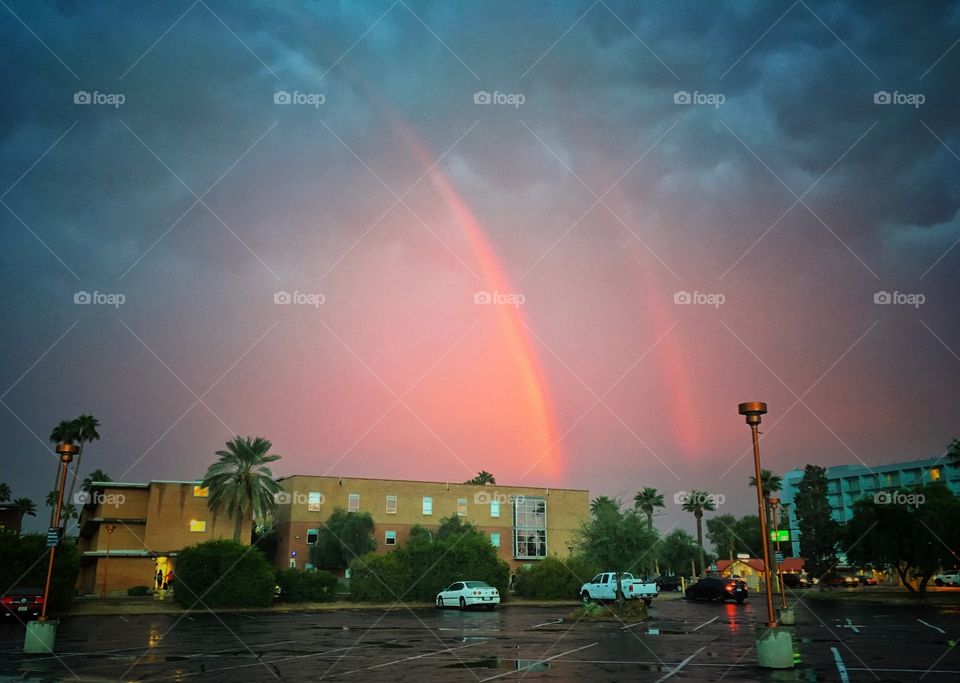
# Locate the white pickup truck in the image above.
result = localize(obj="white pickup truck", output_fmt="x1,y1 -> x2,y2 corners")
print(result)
579,572 -> 658,605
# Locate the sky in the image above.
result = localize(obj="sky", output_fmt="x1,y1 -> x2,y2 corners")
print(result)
2,0 -> 959,536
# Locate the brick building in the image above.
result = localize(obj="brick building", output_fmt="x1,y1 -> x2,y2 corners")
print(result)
75,480 -> 249,595
274,475 -> 590,573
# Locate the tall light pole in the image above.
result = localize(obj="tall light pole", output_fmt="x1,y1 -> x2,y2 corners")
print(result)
769,497 -> 787,609
738,402 -> 777,628
101,525 -> 116,598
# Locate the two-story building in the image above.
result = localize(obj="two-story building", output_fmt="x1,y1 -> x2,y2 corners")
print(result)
75,480 -> 249,595
274,475 -> 589,573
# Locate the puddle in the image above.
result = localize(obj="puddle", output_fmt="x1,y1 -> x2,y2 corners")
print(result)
444,658 -> 551,672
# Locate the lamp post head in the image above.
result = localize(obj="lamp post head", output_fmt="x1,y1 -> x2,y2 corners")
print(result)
738,402 -> 767,426
55,442 -> 79,463
768,496 -> 780,509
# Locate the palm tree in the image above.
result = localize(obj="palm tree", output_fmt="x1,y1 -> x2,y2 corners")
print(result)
201,436 -> 282,542
82,469 -> 112,493
633,487 -> 665,530
45,490 -> 77,523
748,469 -> 782,497
64,414 -> 101,518
47,419 -> 79,525
13,498 -> 36,523
464,471 -> 496,485
589,495 -> 620,518
0,482 -> 10,502
681,490 -> 716,576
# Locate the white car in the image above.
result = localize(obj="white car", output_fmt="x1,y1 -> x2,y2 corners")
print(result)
934,571 -> 960,587
436,581 -> 500,610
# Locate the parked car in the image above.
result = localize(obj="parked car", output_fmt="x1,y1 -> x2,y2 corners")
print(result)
436,581 -> 499,610
1,588 -> 45,620
933,571 -> 960,587
655,575 -> 683,592
856,575 -> 878,586
684,577 -> 748,603
825,574 -> 858,588
580,572 -> 658,605
781,573 -> 810,589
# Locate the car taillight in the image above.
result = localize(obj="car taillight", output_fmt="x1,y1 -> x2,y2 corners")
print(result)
0,597 -> 12,605
35,596 -> 44,603
725,584 -> 734,591
629,585 -> 634,592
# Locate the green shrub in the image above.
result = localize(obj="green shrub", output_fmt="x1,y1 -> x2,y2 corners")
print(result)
275,569 -> 338,602
127,585 -> 150,596
515,555 -> 599,599
349,552 -> 412,602
173,539 -> 275,608
0,532 -> 79,612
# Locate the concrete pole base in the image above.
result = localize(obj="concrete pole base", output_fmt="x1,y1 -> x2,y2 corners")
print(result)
757,628 -> 794,669
24,620 -> 57,654
779,608 -> 796,625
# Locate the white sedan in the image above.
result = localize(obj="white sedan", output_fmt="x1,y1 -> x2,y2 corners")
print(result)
436,581 -> 500,610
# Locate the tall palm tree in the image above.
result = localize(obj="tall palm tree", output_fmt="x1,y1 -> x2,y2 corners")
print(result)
589,495 -> 620,518
82,469 -> 112,493
0,482 -> 11,502
748,469 -> 782,497
464,471 -> 496,485
201,436 -> 282,542
681,490 -> 716,576
48,419 -> 79,525
633,487 -> 665,530
64,414 -> 101,518
13,498 -> 36,524
45,490 -> 77,523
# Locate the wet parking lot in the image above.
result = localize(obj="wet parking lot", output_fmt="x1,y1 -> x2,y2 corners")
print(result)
1,595 -> 958,681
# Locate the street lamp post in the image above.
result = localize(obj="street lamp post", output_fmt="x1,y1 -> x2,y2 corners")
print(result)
101,525 -> 116,598
738,402 -> 794,668
769,497 -> 787,609
24,442 -> 79,654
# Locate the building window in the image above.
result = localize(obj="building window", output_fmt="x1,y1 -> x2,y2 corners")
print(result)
385,530 -> 397,546
422,496 -> 433,515
490,532 -> 500,548
189,520 -> 206,532
513,496 -> 547,559
930,467 -> 942,481
457,498 -> 468,516
386,495 -> 397,514
348,493 -> 360,512
308,492 -> 323,511
306,529 -> 319,545
490,499 -> 500,518
193,485 -> 209,497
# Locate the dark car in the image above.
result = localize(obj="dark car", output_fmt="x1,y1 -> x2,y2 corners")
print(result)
656,575 -> 683,592
856,575 -> 878,586
685,577 -> 748,603
781,573 -> 810,589
1,588 -> 45,620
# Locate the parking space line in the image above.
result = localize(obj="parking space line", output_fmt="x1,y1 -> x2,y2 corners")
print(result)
844,618 -> 861,634
530,619 -> 564,628
343,641 -> 482,674
691,616 -> 718,632
654,645 -> 706,682
917,619 -> 946,634
479,642 -> 597,682
831,647 -> 850,683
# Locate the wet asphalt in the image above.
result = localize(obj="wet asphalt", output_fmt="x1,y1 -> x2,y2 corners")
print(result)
0,593 -> 958,681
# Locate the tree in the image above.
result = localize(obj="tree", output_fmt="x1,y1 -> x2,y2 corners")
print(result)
657,529 -> 701,576
844,484 -> 960,593
436,514 -> 478,540
45,490 -> 77,523
63,414 -> 101,521
793,465 -> 841,584
201,436 -> 282,542
748,469 -> 782,496
82,469 -> 112,493
13,498 -> 37,522
589,495 -> 620,518
310,508 -> 376,571
0,482 -> 10,502
633,487 -> 665,530
681,490 -> 716,576
705,514 -> 739,561
578,507 -> 657,607
464,471 -> 496,485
